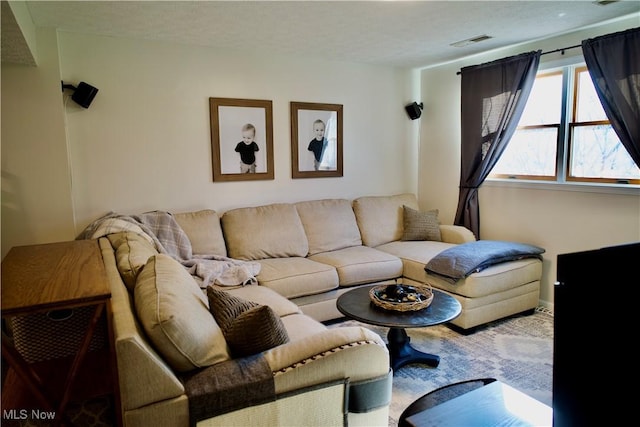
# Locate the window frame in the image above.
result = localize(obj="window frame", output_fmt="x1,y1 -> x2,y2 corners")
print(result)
489,61 -> 640,187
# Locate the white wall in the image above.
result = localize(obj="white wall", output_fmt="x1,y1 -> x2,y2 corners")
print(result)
57,32 -> 419,233
1,28 -> 75,258
419,16 -> 640,309
1,31 -> 418,258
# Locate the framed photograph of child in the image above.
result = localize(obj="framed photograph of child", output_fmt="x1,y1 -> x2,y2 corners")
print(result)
290,102 -> 343,179
210,97 -> 274,182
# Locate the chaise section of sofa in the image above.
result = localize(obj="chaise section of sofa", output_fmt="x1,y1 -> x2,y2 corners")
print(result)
352,193 -> 543,331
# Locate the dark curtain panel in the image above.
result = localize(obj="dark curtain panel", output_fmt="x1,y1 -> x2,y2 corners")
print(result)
454,51 -> 541,239
582,27 -> 640,168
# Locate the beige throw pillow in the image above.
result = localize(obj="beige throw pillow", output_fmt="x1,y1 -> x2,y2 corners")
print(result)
402,205 -> 442,242
135,255 -> 229,372
107,232 -> 158,292
207,287 -> 289,358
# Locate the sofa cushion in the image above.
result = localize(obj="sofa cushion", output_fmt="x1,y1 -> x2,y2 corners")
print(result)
353,193 -> 419,247
309,246 -> 403,287
225,285 -> 302,317
377,240 -> 455,283
174,209 -> 227,257
279,313 -> 328,341
207,287 -> 289,357
402,206 -> 441,242
295,199 -> 362,256
257,257 -> 339,299
107,232 -> 158,292
221,203 -> 309,260
135,254 -> 230,372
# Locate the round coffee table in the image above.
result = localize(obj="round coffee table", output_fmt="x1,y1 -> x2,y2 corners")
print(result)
336,285 -> 461,371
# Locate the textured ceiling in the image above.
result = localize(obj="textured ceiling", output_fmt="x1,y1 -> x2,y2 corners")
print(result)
5,1 -> 640,68
1,1 -> 36,65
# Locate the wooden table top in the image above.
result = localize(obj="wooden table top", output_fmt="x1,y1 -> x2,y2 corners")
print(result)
1,240 -> 110,316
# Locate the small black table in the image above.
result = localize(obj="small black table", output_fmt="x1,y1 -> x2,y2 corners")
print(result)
336,285 -> 461,371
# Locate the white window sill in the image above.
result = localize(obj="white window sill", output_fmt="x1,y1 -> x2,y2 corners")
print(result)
484,178 -> 640,196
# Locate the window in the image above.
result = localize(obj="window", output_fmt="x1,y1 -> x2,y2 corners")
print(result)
491,63 -> 640,185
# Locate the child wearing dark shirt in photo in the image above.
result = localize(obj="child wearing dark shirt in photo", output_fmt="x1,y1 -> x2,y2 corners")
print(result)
235,123 -> 259,173
307,119 -> 328,171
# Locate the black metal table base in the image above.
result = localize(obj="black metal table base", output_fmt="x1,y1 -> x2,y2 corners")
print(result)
387,327 -> 440,371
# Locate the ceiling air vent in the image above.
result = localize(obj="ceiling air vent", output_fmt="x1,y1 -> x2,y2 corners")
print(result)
450,35 -> 493,48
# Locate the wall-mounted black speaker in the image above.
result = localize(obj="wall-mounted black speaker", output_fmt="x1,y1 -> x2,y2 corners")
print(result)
62,80 -> 99,108
405,102 -> 423,120
72,82 -> 99,108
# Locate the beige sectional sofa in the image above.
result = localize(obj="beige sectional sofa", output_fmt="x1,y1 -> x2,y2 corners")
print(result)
96,192 -> 542,426
217,193 -> 542,329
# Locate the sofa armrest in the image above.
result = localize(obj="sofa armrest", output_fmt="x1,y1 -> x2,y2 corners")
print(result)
263,326 -> 389,394
439,225 -> 476,244
99,238 -> 186,411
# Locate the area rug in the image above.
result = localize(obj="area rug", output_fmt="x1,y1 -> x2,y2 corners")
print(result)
330,307 -> 553,426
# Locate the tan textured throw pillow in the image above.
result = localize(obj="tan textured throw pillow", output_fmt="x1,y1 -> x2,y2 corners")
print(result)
207,287 -> 259,330
207,287 -> 289,358
402,205 -> 442,242
224,305 -> 289,357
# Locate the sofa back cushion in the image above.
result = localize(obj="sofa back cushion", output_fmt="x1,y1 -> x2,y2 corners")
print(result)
174,209 -> 227,257
295,199 -> 362,256
221,203 -> 309,260
135,254 -> 230,372
107,232 -> 159,292
353,193 -> 419,247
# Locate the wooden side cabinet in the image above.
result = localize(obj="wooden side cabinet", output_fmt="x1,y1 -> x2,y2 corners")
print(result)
1,240 -> 122,427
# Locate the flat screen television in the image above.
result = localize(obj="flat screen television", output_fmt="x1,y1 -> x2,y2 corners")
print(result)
553,241 -> 639,427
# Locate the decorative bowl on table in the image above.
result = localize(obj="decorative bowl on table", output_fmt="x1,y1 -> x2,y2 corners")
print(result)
369,283 -> 433,312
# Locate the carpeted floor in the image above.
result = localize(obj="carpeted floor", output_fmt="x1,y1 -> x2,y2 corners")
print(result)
331,308 -> 554,426
3,309 -> 552,427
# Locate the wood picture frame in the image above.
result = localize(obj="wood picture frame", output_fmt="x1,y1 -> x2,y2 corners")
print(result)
291,102 -> 343,178
210,97 -> 274,182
